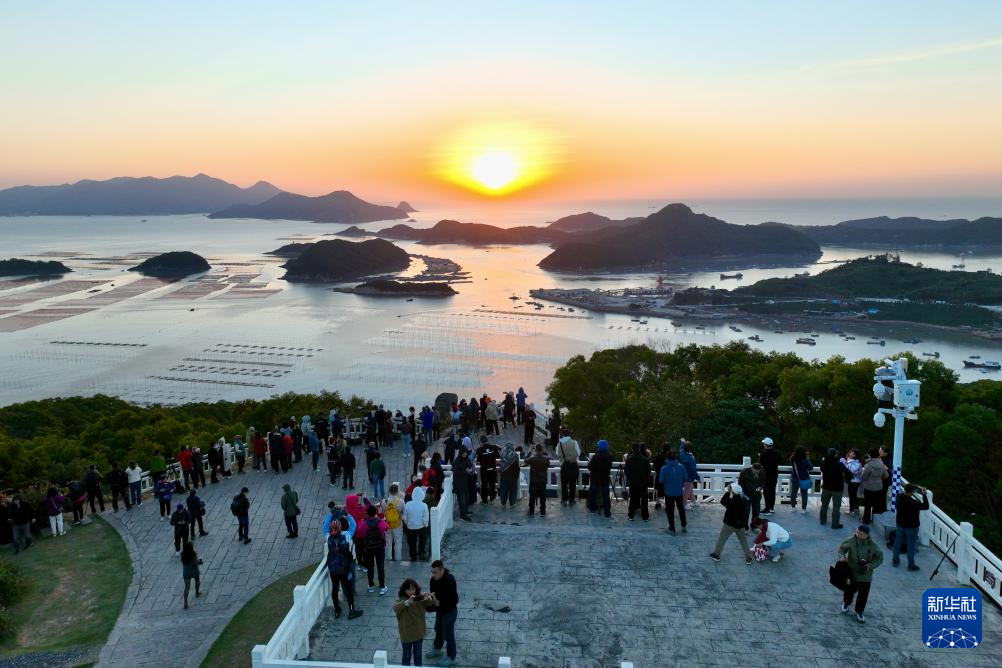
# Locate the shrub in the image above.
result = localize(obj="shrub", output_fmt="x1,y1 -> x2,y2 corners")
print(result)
0,561 -> 24,607
0,606 -> 12,641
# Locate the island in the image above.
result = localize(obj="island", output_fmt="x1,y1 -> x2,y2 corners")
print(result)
377,219 -> 563,245
0,258 -> 72,277
533,255 -> 1002,332
334,225 -> 373,237
396,201 -> 418,213
266,242 -> 313,258
545,211 -> 643,233
209,190 -> 408,224
128,251 -> 210,278
280,238 -> 411,282
799,216 -> 1002,247
0,174 -> 279,216
537,203 -> 822,272
336,279 -> 456,297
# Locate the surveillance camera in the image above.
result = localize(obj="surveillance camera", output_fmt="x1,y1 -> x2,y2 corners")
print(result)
873,411 -> 886,428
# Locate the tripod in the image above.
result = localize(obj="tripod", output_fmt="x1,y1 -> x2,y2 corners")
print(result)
930,533 -> 961,581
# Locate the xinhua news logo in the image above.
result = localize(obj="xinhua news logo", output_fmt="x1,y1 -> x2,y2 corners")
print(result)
923,588 -> 982,649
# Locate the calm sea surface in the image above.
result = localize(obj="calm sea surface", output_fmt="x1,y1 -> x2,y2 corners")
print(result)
1,197 -> 1000,410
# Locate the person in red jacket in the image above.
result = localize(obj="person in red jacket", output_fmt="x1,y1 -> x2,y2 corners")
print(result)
253,433 -> 268,471
357,505 -> 389,594
177,446 -> 195,489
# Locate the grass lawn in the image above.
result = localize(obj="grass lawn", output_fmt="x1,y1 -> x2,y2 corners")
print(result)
200,562 -> 318,668
0,515 -> 131,657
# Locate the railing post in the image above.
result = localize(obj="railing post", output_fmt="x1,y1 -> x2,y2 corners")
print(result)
741,456 -> 751,468
622,662 -> 635,668
499,657 -> 512,668
251,645 -> 266,668
292,585 -> 307,658
919,489 -> 933,546
373,649 -> 388,668
956,522 -> 974,585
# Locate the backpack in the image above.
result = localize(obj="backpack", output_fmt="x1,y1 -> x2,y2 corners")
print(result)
364,518 -> 385,552
385,500 -> 401,526
230,497 -> 242,516
327,534 -> 352,576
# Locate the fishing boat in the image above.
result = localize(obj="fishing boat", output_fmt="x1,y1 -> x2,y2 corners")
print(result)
866,340 -> 886,346
720,272 -> 743,280
810,333 -> 819,337
964,360 -> 1001,370
952,254 -> 967,270
970,355 -> 981,359
774,329 -> 784,334
747,335 -> 763,342
729,325 -> 743,332
795,337 -> 816,345
509,294 -> 520,301
902,338 -> 921,344
922,352 -> 940,358
844,336 -> 856,340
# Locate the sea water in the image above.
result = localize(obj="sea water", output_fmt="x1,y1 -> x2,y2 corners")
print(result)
0,197 -> 1000,410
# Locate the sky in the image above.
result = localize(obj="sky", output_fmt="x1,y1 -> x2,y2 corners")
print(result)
2,2 -> 1001,204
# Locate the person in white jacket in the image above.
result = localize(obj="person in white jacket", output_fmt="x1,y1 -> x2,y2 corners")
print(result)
221,439 -> 234,477
403,487 -> 430,561
754,518 -> 792,562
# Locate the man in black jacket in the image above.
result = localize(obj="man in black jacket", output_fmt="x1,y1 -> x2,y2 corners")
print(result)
85,464 -> 106,513
233,487 -> 251,544
892,483 -> 929,570
170,503 -> 190,552
624,442 -> 651,521
819,448 -> 848,529
475,437 -> 500,504
710,483 -> 752,564
427,560 -> 460,665
587,439 -> 614,518
759,437 -> 781,515
187,489 -> 209,539
107,462 -> 131,513
452,449 -> 473,521
524,444 -> 550,517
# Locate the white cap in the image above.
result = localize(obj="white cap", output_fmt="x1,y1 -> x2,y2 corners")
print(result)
761,437 -> 774,446
730,482 -> 743,496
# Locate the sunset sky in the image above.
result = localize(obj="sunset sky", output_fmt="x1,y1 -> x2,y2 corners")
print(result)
2,2 -> 1001,204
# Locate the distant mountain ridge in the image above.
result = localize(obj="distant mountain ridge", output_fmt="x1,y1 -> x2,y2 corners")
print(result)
538,203 -> 822,271
800,215 -> 1002,246
209,190 -> 408,224
0,174 -> 280,215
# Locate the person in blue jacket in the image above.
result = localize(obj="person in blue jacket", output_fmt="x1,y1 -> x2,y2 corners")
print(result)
322,501 -> 357,540
678,441 -> 700,509
309,430 -> 323,472
658,451 -> 688,535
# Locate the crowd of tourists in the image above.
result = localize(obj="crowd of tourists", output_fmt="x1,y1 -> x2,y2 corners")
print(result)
1,385 -> 936,663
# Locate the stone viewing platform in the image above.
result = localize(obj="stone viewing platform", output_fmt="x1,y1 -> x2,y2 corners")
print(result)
305,498 -> 1002,668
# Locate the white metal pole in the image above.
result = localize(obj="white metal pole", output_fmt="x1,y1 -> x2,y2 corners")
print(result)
890,407 -> 905,513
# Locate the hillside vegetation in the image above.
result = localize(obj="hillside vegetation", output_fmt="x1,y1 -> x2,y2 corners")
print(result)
734,256 -> 1002,304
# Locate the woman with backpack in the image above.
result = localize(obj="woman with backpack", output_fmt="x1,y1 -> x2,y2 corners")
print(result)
393,577 -> 437,666
180,542 -> 202,609
326,517 -> 363,620
360,505 -> 389,594
788,447 -> 813,512
45,486 -> 67,536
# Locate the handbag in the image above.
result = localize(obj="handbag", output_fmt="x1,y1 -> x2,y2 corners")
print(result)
829,560 -> 853,591
753,543 -> 770,562
799,478 -> 812,491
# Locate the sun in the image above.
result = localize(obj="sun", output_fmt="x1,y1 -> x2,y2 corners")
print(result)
470,150 -> 520,191
432,122 -> 562,197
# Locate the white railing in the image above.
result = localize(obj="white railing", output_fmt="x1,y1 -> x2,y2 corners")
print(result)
429,473 -> 454,561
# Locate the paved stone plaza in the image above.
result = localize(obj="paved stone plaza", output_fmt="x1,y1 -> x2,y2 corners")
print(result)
309,488 -> 1002,668
94,422 -> 1002,668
